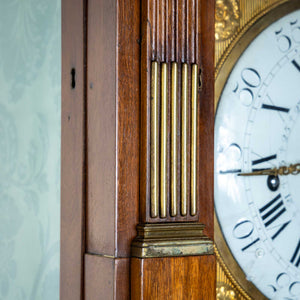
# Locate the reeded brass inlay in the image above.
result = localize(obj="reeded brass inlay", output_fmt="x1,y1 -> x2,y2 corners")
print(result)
181,63 -> 188,217
191,64 -> 198,216
171,62 -> 178,217
160,63 -> 168,218
151,61 -> 159,218
150,61 -> 199,219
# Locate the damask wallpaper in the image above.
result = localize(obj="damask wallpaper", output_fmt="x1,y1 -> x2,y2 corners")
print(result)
0,1 -> 61,299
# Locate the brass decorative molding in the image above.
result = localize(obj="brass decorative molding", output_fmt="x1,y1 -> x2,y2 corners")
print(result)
131,223 -> 214,258
215,246 -> 251,300
150,61 -> 199,220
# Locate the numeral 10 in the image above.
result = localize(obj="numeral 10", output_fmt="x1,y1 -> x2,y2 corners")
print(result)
233,220 -> 260,252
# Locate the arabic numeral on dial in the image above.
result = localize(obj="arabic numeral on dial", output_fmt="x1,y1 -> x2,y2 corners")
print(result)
292,23 -> 300,43
289,282 -> 300,297
234,68 -> 261,106
275,19 -> 300,52
241,68 -> 261,88
218,143 -> 242,174
276,32 -> 292,52
268,273 -> 300,299
233,220 -> 260,252
239,88 -> 253,106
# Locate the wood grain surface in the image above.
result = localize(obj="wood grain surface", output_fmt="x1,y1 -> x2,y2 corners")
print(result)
87,0 -> 116,257
131,255 -> 216,300
61,0 -> 215,298
86,0 -> 140,257
60,0 -> 86,298
85,254 -> 130,300
198,0 -> 215,240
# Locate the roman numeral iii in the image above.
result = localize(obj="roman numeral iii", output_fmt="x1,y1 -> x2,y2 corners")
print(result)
259,194 -> 286,227
259,194 -> 290,240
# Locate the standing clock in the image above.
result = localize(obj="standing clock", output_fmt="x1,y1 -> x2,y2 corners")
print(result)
215,0 -> 300,299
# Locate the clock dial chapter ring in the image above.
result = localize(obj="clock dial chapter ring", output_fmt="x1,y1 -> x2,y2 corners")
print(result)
241,43 -> 300,291
215,5 -> 300,300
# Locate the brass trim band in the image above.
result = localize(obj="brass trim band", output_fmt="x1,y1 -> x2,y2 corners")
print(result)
131,223 -> 214,258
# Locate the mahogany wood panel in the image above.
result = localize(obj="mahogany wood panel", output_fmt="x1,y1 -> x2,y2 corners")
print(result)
115,0 -> 141,257
84,254 -> 130,300
198,0 -> 215,240
140,0 -> 215,224
87,0 -> 116,257
87,0 -> 140,256
131,255 -> 216,299
60,0 -> 86,299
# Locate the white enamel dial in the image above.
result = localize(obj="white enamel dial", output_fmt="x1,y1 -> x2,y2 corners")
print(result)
215,9 -> 300,299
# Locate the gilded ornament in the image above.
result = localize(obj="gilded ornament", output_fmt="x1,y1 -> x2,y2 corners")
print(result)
215,0 -> 240,41
217,284 -> 237,300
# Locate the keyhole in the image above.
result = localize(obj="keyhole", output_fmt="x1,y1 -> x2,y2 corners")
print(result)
71,68 -> 76,89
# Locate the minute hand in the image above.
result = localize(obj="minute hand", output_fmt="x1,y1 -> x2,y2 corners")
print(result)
238,163 -> 300,176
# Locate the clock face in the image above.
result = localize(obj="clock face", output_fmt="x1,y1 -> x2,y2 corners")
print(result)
215,9 -> 300,299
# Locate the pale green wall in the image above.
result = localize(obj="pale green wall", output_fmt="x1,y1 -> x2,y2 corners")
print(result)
0,1 -> 61,299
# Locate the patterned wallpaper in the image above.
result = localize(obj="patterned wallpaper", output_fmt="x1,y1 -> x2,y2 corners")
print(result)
0,1 -> 61,299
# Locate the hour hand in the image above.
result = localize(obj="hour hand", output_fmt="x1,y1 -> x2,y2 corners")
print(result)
237,163 -> 300,176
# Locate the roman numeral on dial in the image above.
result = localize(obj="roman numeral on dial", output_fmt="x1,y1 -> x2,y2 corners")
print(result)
261,104 -> 290,113
252,154 -> 276,172
290,240 -> 300,268
292,59 -> 300,72
259,194 -> 290,240
252,154 -> 277,166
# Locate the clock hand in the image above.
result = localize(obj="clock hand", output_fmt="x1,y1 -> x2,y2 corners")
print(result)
238,163 -> 300,176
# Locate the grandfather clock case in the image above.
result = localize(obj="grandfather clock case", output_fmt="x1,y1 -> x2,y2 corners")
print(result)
61,0 -> 215,299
